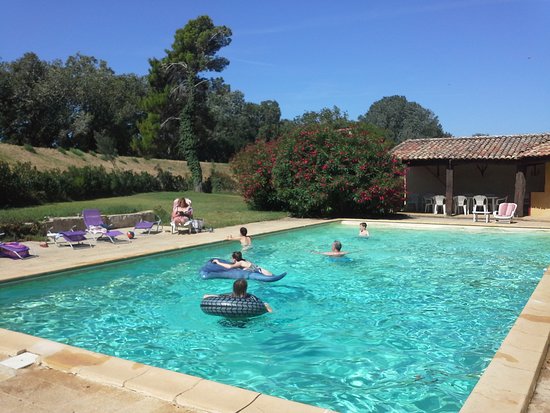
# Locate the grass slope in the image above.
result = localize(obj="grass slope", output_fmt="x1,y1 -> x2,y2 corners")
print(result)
0,192 -> 287,230
0,143 -> 230,178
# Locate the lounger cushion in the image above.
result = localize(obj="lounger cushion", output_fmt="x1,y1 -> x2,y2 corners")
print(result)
135,221 -> 154,230
60,231 -> 87,242
0,242 -> 30,259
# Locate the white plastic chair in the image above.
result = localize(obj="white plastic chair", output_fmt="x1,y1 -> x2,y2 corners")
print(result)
453,195 -> 468,215
424,195 -> 434,213
472,195 -> 488,213
433,195 -> 446,215
407,193 -> 420,212
495,196 -> 508,207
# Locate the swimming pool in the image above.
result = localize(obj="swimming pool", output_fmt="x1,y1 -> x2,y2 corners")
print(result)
1,223 -> 548,413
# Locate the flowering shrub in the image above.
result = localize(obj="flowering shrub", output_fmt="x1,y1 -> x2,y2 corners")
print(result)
272,126 -> 404,216
231,125 -> 405,217
230,139 -> 280,210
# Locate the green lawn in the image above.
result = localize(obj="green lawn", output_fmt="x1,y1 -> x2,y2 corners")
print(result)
0,192 -> 288,230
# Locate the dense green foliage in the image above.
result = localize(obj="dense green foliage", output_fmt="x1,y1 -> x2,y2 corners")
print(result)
0,161 -> 188,208
231,125 -> 405,217
205,80 -> 281,161
358,95 -> 448,145
281,106 -> 351,133
0,53 -> 147,154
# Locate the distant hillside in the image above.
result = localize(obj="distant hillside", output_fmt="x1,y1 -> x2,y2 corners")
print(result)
0,143 -> 231,178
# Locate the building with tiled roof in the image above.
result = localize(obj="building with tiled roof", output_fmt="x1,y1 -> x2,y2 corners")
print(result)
391,133 -> 550,218
392,133 -> 550,161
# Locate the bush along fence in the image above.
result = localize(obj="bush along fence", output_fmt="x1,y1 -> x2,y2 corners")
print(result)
230,125 -> 405,217
0,161 -> 190,208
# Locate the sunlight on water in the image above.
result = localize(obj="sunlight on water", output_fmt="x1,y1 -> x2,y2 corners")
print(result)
1,223 -> 549,412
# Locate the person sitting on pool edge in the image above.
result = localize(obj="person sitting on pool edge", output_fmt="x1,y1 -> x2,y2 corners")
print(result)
312,240 -> 350,257
226,226 -> 252,250
359,222 -> 370,237
212,251 -> 273,276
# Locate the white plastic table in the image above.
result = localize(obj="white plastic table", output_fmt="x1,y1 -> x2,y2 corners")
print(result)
473,211 -> 491,223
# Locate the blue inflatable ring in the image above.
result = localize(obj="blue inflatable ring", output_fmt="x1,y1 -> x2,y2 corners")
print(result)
199,259 -> 287,282
200,294 -> 268,317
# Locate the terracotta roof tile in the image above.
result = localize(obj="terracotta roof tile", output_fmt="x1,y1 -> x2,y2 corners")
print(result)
392,133 -> 550,161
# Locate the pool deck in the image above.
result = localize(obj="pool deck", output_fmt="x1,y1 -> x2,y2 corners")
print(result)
1,214 -> 550,412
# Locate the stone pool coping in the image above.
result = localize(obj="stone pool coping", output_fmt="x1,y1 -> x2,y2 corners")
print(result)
1,215 -> 550,412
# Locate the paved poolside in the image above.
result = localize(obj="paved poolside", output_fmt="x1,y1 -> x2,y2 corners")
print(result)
1,214 -> 550,412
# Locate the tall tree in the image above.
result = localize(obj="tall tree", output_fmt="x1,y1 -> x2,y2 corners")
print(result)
204,78 -> 282,161
281,106 -> 351,134
0,53 -> 146,152
140,15 -> 232,191
359,95 -> 447,145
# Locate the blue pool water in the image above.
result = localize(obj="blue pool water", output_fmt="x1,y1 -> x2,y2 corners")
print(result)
1,223 -> 549,413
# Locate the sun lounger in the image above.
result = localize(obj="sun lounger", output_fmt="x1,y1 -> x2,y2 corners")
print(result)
82,209 -> 125,243
493,202 -> 517,224
0,242 -> 31,259
48,229 -> 93,248
134,216 -> 162,234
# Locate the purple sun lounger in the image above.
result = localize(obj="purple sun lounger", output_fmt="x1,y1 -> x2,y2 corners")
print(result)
134,216 -> 162,235
82,209 -> 125,243
0,242 -> 31,259
51,230 -> 93,248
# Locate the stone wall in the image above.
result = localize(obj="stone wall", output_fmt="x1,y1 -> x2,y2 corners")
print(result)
42,211 -> 157,232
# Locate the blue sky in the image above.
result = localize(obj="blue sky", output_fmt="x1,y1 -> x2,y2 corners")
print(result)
1,0 -> 549,136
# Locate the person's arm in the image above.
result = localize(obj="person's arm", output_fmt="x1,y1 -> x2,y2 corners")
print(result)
264,302 -> 273,313
212,259 -> 241,269
318,251 -> 349,256
313,251 -> 333,256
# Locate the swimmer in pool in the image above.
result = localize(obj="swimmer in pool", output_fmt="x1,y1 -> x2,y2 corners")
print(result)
312,240 -> 350,257
226,227 -> 252,250
359,222 -> 370,237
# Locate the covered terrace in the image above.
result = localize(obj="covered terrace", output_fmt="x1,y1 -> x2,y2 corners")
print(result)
392,133 -> 550,218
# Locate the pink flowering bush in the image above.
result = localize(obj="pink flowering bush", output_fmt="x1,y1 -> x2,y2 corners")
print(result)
231,125 -> 405,217
230,139 -> 280,210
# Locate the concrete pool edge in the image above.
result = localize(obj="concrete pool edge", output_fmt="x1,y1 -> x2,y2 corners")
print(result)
459,267 -> 550,413
2,216 -> 550,412
0,328 -> 336,413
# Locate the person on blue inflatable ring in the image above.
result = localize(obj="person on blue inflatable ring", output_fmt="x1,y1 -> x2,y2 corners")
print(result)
212,251 -> 273,276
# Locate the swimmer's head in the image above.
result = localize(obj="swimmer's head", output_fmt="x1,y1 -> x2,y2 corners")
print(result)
231,251 -> 244,261
233,278 -> 248,297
